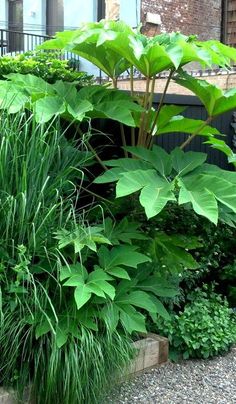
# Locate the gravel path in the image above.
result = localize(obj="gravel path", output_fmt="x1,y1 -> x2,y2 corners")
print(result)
107,349 -> 236,404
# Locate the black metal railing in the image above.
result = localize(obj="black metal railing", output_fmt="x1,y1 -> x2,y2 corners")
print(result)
0,29 -> 80,67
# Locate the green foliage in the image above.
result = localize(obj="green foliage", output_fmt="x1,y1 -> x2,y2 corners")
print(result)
0,74 -> 142,124
40,21 -> 236,79
0,112 -> 141,403
154,286 -> 236,360
0,50 -> 92,85
95,146 -> 236,224
219,261 -> 236,306
0,302 -> 134,404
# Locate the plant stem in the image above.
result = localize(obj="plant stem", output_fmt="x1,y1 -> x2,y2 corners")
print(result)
112,76 -> 128,157
81,186 -> 114,204
76,126 -> 108,171
180,117 -> 213,149
130,66 -> 136,148
137,76 -> 151,146
130,65 -> 134,97
148,69 -> 174,148
120,123 -> 129,157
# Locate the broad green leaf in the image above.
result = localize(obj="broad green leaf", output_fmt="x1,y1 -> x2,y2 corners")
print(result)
35,320 -> 52,339
116,169 -> 164,197
98,245 -> 151,270
148,295 -> 170,320
106,266 -> 131,280
175,72 -> 222,115
60,264 -> 87,282
103,217 -> 147,245
119,304 -> 146,333
55,327 -> 68,348
63,275 -> 85,286
88,268 -> 113,282
205,138 -> 236,167
157,104 -> 187,129
149,233 -> 200,271
0,87 -> 29,113
104,158 -> 151,171
139,276 -> 179,298
86,282 -> 106,298
171,148 -> 207,176
74,284 -> 92,310
34,96 -> 66,123
94,167 -> 124,184
117,290 -> 158,313
140,183 -> 175,218
124,145 -> 172,177
157,116 -> 220,137
4,73 -> 54,96
213,88 -> 236,116
178,183 -> 218,224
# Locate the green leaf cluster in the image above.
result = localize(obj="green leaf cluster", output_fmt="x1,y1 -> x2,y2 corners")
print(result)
0,74 -> 142,125
95,146 -> 236,224
0,49 -> 92,85
154,286 -> 236,360
40,21 -> 236,80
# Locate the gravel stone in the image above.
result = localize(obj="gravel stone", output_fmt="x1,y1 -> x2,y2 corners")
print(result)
107,349 -> 236,404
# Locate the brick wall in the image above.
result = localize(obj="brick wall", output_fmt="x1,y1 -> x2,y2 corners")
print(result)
141,0 -> 222,40
105,0 -> 120,21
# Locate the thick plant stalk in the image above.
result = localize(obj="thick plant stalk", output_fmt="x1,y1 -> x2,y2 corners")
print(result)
137,77 -> 151,146
180,117 -> 213,149
130,66 -> 136,147
148,70 -> 174,149
112,76 -> 128,157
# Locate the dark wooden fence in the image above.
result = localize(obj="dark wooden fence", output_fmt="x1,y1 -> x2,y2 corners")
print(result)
154,93 -> 234,169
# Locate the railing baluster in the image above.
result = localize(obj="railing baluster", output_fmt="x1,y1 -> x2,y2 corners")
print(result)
0,29 -> 80,72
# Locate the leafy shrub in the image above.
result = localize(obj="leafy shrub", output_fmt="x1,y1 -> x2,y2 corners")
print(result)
154,286 -> 236,360
0,50 -> 93,85
219,260 -> 236,306
0,112 -> 177,403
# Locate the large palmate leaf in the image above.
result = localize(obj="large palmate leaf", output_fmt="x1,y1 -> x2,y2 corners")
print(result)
103,217 -> 147,245
0,74 -> 142,125
95,147 -> 236,223
148,233 -> 201,273
40,22 -> 236,79
98,245 -> 151,271
175,72 -> 236,117
205,138 -> 236,167
55,225 -> 111,253
40,21 -> 132,79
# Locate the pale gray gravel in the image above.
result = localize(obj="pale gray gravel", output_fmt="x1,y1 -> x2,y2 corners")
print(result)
107,349 -> 236,404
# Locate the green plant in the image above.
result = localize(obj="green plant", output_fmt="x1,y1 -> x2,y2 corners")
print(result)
40,21 -> 236,161
0,112 -> 180,403
154,285 -> 236,360
95,146 -> 236,224
0,50 -> 92,85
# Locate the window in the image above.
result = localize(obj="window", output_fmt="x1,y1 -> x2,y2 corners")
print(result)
97,0 -> 105,21
46,0 -> 64,36
8,0 -> 23,51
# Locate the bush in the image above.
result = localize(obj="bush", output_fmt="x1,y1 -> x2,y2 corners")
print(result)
154,286 -> 236,360
0,50 -> 93,85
